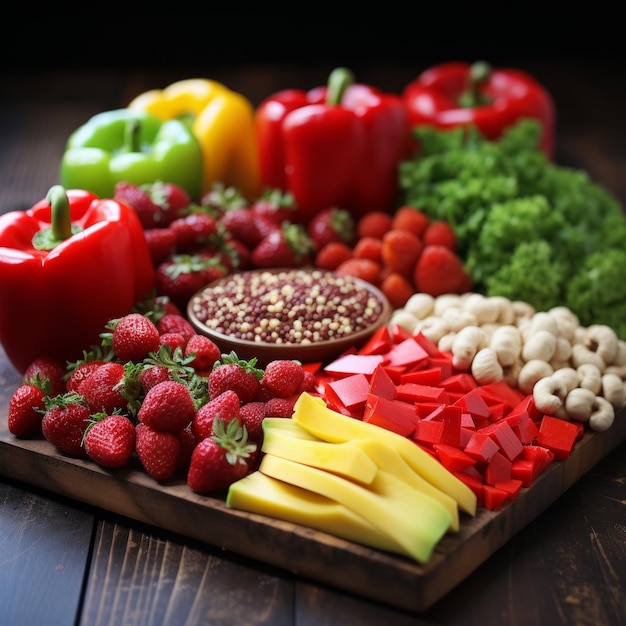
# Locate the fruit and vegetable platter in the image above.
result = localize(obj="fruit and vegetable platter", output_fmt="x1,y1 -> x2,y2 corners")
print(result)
1,62 -> 625,614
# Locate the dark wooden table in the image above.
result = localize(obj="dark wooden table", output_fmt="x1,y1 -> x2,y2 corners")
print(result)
1,60 -> 625,626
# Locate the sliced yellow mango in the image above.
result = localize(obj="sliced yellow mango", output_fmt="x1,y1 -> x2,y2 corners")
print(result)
261,420 -> 377,484
226,470 -> 407,556
258,453 -> 452,564
354,438 -> 460,532
292,392 -> 477,516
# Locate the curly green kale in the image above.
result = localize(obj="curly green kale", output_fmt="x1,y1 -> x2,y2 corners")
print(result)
566,248 -> 626,340
399,119 -> 626,336
484,240 -> 566,313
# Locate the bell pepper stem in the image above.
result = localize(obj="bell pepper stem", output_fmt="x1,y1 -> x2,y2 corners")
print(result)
459,61 -> 493,108
47,185 -> 73,241
32,185 -> 75,250
326,67 -> 355,106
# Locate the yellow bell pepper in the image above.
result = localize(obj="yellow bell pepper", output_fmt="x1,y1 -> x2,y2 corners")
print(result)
128,78 -> 260,200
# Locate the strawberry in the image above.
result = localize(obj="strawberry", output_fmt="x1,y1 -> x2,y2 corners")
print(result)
115,181 -> 190,229
381,228 -> 423,278
380,272 -> 415,308
156,313 -> 196,344
335,257 -> 382,285
158,332 -> 188,353
23,356 -> 67,397
77,362 -> 129,415
139,364 -> 172,393
192,389 -> 240,441
41,392 -> 90,457
264,394 -> 299,418
391,205 -> 430,238
138,380 -> 196,433
250,222 -> 314,268
307,207 -> 356,250
238,401 -> 266,445
413,244 -> 469,296
208,352 -> 264,404
199,182 -> 248,217
8,383 -> 47,437
144,227 -> 177,266
170,212 -> 218,252
66,359 -> 108,393
184,334 -> 221,372
352,236 -> 383,263
314,241 -> 353,271
155,252 -> 228,310
251,189 -> 298,226
83,414 -> 136,469
261,359 -> 304,399
422,220 -> 458,251
356,211 -> 393,239
186,417 -> 256,493
175,424 -> 198,472
299,369 -> 318,393
220,207 -> 263,248
111,313 -> 160,363
135,422 -> 181,481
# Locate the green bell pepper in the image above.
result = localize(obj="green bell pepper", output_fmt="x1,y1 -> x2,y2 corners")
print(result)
59,109 -> 203,199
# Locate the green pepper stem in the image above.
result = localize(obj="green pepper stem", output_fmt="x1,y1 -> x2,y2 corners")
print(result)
124,118 -> 141,153
47,185 -> 73,241
459,60 -> 493,108
326,67 -> 355,106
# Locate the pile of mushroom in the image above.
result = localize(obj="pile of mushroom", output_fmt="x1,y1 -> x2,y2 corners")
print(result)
390,292 -> 626,432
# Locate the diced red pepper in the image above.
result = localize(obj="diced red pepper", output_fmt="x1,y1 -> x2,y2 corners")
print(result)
368,365 -> 397,401
416,402 -> 446,419
521,444 -> 555,478
483,484 -> 509,510
434,443 -> 476,472
537,415 -> 580,461
494,478 -> 523,501
464,430 -> 500,463
396,382 -> 449,404
390,323 -> 412,344
427,355 -> 454,381
326,373 -> 370,411
412,419 -> 445,446
399,366 -> 442,386
440,373 -> 478,393
412,331 -> 441,356
358,324 -> 393,355
363,394 -> 417,436
485,450 -> 512,486
479,381 -> 526,410
383,337 -> 430,368
481,421 -> 524,461
324,353 -> 385,377
454,387 -> 491,421
511,458 -> 535,487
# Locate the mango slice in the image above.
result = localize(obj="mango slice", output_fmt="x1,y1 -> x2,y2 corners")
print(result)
292,392 -> 477,516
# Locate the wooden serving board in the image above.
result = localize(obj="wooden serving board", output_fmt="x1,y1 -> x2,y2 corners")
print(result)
1,352 -> 624,614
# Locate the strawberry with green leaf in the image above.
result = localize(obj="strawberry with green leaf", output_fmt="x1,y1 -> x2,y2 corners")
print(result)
208,352 -> 264,404
41,392 -> 91,457
250,222 -> 314,268
187,417 -> 257,493
83,413 -> 136,469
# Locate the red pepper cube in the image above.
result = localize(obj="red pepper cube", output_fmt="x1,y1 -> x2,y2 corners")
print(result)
507,395 -> 542,423
390,323 -> 412,344
483,484 -> 509,511
399,366 -> 442,386
324,353 -> 385,378
412,419 -> 445,447
326,373 -> 370,411
383,337 -> 430,369
494,478 -> 523,501
419,404 -> 462,447
363,394 -> 417,437
484,450 -> 512,486
506,411 -> 540,445
479,381 -> 526,409
358,325 -> 393,355
537,415 -> 580,461
464,430 -> 500,463
382,365 -> 406,384
522,444 -> 555,478
396,383 -> 449,404
412,330 -> 441,356
427,355 -> 454,381
454,387 -> 491,421
368,365 -> 397,401
481,421 -> 524,461
434,442 -> 476,472
440,373 -> 478,393
511,459 -> 535,487
461,412 -> 476,430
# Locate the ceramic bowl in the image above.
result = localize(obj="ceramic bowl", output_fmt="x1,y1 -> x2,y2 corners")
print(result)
187,268 -> 392,366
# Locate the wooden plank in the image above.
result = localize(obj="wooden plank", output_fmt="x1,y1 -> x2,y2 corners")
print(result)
1,389 -> 624,614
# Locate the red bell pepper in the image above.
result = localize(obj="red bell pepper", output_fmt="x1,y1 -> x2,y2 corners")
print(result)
0,186 -> 155,373
402,61 -> 556,158
255,67 -> 411,223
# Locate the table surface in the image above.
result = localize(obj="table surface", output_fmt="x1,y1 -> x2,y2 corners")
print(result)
1,61 -> 625,626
